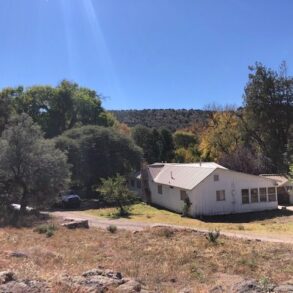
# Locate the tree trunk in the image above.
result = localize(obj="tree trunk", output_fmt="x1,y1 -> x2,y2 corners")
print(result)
19,183 -> 28,218
19,198 -> 27,217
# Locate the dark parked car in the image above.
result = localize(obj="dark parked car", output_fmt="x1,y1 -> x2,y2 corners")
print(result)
61,194 -> 81,209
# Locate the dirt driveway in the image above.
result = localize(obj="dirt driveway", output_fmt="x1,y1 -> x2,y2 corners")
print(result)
51,210 -> 293,244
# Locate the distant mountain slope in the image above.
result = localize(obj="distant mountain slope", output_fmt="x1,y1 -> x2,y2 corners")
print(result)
110,109 -> 210,131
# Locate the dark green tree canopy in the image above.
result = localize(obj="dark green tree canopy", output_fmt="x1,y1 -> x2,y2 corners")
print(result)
243,62 -> 293,172
55,125 -> 142,196
173,131 -> 197,149
0,87 -> 23,134
132,125 -> 174,163
0,114 -> 70,214
0,80 -> 115,138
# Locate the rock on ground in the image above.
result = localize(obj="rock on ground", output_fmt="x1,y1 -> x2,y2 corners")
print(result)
0,268 -> 151,293
0,271 -> 15,285
61,219 -> 89,229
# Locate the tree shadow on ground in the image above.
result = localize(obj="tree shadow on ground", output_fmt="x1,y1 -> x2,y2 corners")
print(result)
0,209 -> 51,228
200,209 -> 293,224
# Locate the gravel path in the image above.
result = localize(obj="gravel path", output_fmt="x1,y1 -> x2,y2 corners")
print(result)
51,210 -> 293,244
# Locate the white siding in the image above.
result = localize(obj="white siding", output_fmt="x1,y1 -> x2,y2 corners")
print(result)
148,180 -> 193,214
193,169 -> 278,216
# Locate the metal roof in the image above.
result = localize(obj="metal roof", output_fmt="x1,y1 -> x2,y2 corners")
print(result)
153,165 -> 217,190
171,162 -> 227,169
260,174 -> 290,186
148,164 -> 165,180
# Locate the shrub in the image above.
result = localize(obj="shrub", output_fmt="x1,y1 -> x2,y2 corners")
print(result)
182,197 -> 191,217
46,229 -> 54,238
107,224 -> 117,233
238,257 -> 257,270
97,175 -> 136,217
259,276 -> 273,291
34,223 -> 56,237
157,227 -> 174,238
206,229 -> 220,244
190,265 -> 205,282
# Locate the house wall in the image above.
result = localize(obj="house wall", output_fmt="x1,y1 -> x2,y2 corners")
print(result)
148,168 -> 278,216
148,180 -> 192,214
192,169 -> 278,216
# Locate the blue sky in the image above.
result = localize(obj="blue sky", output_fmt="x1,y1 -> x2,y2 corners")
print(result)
0,0 -> 293,110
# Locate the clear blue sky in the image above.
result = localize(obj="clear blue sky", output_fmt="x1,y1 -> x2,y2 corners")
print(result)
0,0 -> 293,110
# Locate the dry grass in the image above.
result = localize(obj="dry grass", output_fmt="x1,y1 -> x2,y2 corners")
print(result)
85,203 -> 293,237
0,222 -> 293,292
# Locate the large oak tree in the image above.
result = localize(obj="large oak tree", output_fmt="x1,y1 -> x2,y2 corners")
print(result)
0,114 -> 70,215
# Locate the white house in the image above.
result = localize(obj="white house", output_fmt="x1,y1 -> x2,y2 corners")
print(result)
144,162 -> 278,216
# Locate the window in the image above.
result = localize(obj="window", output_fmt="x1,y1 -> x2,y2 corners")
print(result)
259,188 -> 267,202
242,189 -> 249,204
136,180 -> 141,189
158,184 -> 163,195
268,187 -> 276,201
251,188 -> 259,203
180,190 -> 187,201
214,174 -> 219,181
216,190 -> 225,201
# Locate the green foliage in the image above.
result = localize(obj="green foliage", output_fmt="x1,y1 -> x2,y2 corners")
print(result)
259,276 -> 273,291
107,224 -> 117,233
33,223 -> 56,237
174,131 -> 197,149
182,197 -> 191,217
289,164 -> 293,180
97,174 -> 137,216
243,62 -> 293,173
174,146 -> 200,163
132,125 -> 174,163
0,87 -> 21,134
0,199 -> 15,226
173,131 -> 200,163
55,126 -> 142,196
206,229 -> 220,244
0,80 -> 113,138
159,128 -> 175,162
0,114 -> 70,216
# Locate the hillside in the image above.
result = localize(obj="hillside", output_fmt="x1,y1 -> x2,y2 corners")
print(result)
110,109 -> 210,131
